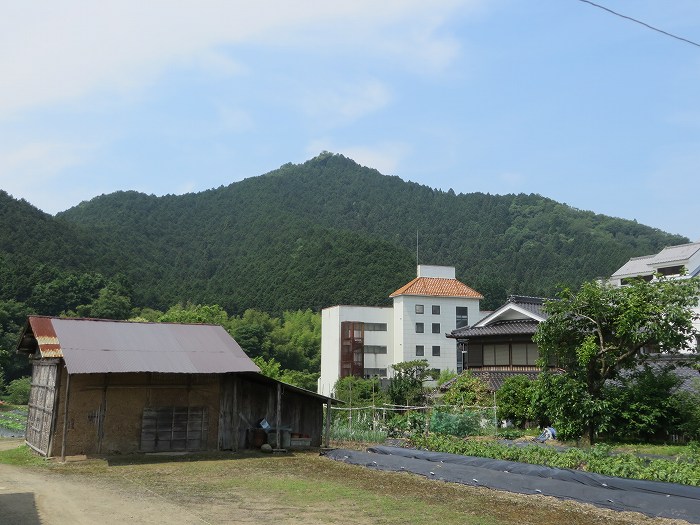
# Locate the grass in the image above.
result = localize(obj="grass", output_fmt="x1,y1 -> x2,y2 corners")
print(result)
32,449 -> 661,525
0,444 -> 47,467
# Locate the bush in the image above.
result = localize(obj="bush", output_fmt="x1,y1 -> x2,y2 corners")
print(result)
5,377 -> 30,405
442,372 -> 491,408
496,375 -> 535,427
603,366 -> 681,441
430,410 -> 483,437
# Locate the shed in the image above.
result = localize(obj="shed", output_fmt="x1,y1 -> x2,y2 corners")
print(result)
16,316 -> 335,459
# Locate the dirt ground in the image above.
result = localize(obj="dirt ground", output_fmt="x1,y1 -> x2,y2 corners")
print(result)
0,439 -> 693,525
0,440 -> 209,525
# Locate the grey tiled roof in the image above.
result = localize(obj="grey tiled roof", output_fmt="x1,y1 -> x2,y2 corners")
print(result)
452,319 -> 539,338
440,370 -> 544,392
507,295 -> 547,318
612,242 -> 700,278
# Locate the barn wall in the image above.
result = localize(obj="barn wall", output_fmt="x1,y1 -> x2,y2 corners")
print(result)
227,375 -> 324,449
49,369 -> 220,457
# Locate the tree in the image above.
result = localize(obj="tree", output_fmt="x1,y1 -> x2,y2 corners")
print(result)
496,375 -> 536,428
533,276 -> 700,443
159,303 -> 230,326
442,371 -> 491,409
388,360 -> 431,406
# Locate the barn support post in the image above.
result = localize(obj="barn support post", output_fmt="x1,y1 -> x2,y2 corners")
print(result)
274,382 -> 282,451
97,373 -> 109,454
324,398 -> 331,448
60,371 -> 72,462
232,376 -> 239,451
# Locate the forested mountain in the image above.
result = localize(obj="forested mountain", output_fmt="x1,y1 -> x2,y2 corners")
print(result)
53,153 -> 686,312
0,153 -> 688,384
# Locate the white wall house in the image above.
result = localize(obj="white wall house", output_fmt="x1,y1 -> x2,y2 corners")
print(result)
610,241 -> 700,349
318,265 -> 485,396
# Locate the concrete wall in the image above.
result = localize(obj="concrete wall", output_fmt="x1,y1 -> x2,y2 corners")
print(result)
319,305 -> 393,396
394,295 -> 484,375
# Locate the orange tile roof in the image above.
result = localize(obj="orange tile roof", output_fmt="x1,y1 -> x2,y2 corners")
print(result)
389,277 -> 483,299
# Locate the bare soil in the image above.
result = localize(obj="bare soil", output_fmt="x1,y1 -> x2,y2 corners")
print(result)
0,439 -> 693,525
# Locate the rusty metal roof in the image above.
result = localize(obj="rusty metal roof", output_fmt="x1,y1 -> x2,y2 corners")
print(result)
24,316 -> 260,375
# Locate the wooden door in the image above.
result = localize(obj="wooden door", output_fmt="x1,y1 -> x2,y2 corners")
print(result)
140,406 -> 208,452
25,360 -> 60,456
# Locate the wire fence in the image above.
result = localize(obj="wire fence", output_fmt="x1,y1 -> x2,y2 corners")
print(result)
328,400 -> 499,442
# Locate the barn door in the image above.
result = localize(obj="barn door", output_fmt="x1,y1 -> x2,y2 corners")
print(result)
140,407 -> 208,452
25,360 -> 60,456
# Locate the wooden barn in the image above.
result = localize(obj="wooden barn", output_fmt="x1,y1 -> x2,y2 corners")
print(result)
16,316 -> 334,459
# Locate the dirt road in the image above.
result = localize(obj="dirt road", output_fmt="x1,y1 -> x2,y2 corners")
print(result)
0,439 -> 690,525
0,440 -> 209,525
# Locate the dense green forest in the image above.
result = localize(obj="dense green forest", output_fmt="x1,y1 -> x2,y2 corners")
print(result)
55,152 -> 686,313
0,152 -> 688,385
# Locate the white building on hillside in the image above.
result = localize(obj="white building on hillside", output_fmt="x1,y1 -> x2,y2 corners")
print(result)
611,241 -> 700,348
318,265 -> 486,396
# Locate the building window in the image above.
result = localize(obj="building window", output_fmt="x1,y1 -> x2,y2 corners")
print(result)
364,345 -> 388,354
511,343 -> 538,365
621,275 -> 653,285
416,345 -> 424,356
363,368 -> 387,378
456,307 -> 469,329
415,304 -> 424,314
483,343 -> 510,366
432,305 -> 440,315
432,345 -> 441,356
432,323 -> 441,334
364,323 -> 387,331
658,265 -> 685,276
416,323 -> 424,333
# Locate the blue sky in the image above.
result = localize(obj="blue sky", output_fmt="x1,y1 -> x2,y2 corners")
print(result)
1,1 -> 699,241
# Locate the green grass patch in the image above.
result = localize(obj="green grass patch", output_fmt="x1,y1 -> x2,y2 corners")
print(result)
0,444 -> 47,467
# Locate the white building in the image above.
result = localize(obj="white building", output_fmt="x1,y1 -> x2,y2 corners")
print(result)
318,265 -> 485,396
610,241 -> 700,348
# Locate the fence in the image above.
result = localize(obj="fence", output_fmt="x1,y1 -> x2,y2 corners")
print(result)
327,398 -> 499,442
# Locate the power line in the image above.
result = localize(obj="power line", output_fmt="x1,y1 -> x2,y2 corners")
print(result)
577,0 -> 700,49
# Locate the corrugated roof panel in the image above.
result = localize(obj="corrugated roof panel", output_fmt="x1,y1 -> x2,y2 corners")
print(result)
389,277 -> 483,298
28,317 -> 260,375
28,317 -> 63,358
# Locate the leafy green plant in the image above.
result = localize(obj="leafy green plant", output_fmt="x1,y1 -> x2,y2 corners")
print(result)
496,375 -> 535,427
5,377 -> 30,405
412,434 -> 700,486
430,410 -> 483,437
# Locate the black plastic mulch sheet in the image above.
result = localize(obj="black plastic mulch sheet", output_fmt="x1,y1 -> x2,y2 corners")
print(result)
322,445 -> 700,523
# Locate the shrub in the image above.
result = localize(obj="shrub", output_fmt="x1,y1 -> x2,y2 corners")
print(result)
430,410 -> 483,437
496,375 -> 535,427
5,377 -> 31,405
442,372 -> 491,408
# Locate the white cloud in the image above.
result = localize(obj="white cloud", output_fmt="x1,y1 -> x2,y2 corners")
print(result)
0,1 -> 480,119
217,105 -> 254,132
0,141 -> 96,213
0,141 -> 92,187
301,80 -> 392,126
498,171 -> 526,188
307,139 -> 408,175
